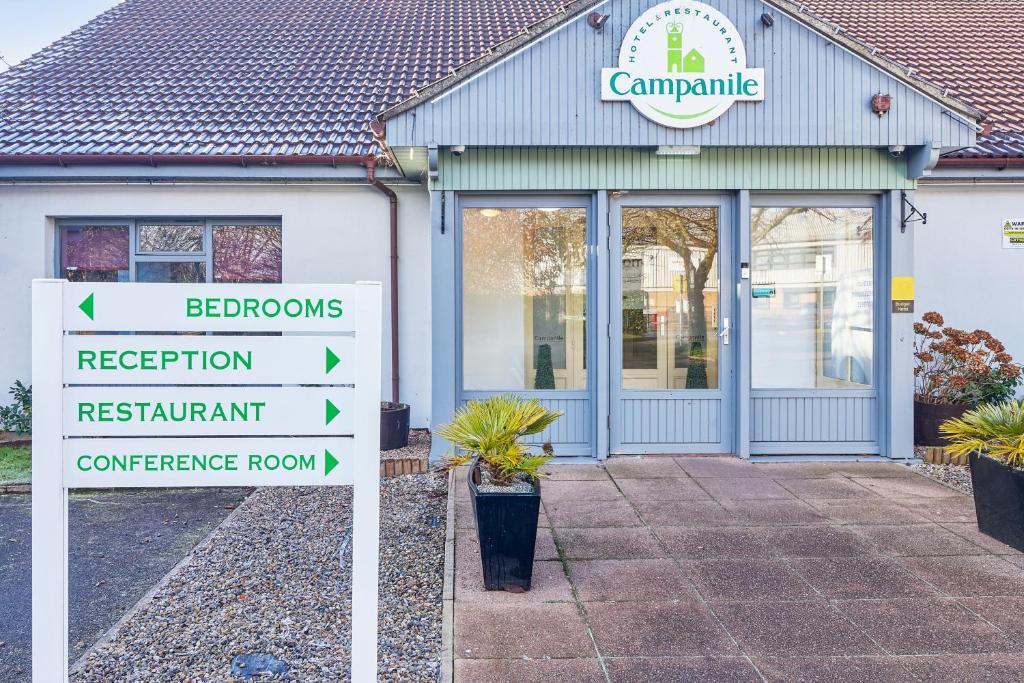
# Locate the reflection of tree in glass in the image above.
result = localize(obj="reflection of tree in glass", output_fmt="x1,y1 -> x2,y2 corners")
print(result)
462,209 -> 587,296
622,207 -> 717,357
214,225 -> 283,283
751,208 -> 872,248
138,224 -> 204,252
62,226 -> 129,281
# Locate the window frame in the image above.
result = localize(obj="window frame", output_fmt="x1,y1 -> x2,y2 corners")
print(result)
748,194 -> 880,392
454,194 -> 595,396
56,217 -> 282,284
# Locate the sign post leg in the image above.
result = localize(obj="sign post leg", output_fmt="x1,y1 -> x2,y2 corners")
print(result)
350,282 -> 382,683
32,279 -> 68,682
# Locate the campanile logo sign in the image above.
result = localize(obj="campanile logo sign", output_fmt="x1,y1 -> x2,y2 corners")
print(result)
601,0 -> 765,128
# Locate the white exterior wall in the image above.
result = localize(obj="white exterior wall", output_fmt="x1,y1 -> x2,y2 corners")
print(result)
0,182 -> 433,426
915,183 -> 1024,372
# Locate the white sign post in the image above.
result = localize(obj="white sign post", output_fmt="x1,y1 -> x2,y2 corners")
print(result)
32,279 -> 382,682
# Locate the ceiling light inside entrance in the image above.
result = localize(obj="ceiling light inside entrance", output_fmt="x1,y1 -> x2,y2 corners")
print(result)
655,145 -> 701,156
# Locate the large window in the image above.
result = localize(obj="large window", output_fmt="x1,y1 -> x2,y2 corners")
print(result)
462,206 -> 588,391
751,206 -> 873,389
59,220 -> 282,284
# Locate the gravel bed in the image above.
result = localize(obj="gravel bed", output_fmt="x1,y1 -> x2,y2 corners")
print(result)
71,462 -> 446,681
380,429 -> 430,461
911,447 -> 973,495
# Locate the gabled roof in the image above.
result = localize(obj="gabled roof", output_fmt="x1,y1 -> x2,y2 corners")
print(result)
0,0 -> 1012,162
0,0 -> 568,159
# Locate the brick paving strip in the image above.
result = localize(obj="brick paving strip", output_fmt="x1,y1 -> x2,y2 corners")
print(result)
449,458 -> 1024,683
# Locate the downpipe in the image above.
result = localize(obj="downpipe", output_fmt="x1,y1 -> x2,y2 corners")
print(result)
364,158 -> 401,405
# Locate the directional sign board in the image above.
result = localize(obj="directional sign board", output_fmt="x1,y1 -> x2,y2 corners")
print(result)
32,280 -> 382,683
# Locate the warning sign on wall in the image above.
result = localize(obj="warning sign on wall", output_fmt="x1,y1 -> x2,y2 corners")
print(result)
1003,219 -> 1024,249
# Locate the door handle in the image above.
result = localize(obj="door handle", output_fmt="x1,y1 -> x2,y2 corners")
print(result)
719,317 -> 730,345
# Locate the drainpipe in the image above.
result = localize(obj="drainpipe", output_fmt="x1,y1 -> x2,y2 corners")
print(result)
364,157 -> 401,405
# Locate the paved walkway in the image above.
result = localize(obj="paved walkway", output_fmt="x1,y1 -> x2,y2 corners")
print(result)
452,458 -> 1024,682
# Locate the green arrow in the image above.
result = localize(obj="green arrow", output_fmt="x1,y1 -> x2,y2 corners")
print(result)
79,293 -> 95,321
324,449 -> 339,476
325,347 -> 340,374
325,399 -> 340,425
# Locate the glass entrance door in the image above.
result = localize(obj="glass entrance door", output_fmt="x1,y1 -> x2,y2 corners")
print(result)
611,196 -> 733,453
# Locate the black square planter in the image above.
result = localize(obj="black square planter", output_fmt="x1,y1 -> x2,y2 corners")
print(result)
969,453 -> 1024,553
467,461 -> 541,592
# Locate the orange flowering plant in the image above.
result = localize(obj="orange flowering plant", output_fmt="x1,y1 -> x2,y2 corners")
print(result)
914,311 -> 1022,406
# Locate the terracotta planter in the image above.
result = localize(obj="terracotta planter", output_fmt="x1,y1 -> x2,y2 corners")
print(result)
914,400 -> 969,447
969,453 -> 1024,553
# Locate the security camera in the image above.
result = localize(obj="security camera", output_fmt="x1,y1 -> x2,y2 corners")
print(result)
888,145 -> 906,158
451,145 -> 466,157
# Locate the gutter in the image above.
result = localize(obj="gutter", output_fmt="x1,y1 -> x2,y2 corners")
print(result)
0,153 -> 374,167
936,157 -> 1024,170
0,151 -> 403,405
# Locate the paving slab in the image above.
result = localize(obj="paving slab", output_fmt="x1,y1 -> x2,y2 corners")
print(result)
454,602 -> 592,659
604,457 -> 689,479
835,597 -> 1018,655
604,656 -> 761,682
568,560 -> 695,602
845,523 -> 985,556
773,476 -> 880,500
674,457 -> 767,478
455,657 -> 606,682
693,477 -> 796,500
614,477 -> 710,502
897,554 -> 1024,596
632,499 -> 734,527
586,600 -> 739,657
554,527 -> 667,560
786,557 -> 937,599
652,526 -> 776,560
711,601 -> 883,656
897,654 -> 1024,683
685,559 -> 819,601
752,656 -> 916,683
958,596 -> 1024,645
544,499 -> 642,528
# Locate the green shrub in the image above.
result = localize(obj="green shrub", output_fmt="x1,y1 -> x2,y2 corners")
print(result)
437,394 -> 562,485
685,341 -> 708,389
941,401 -> 1024,469
0,381 -> 31,434
534,344 -> 556,390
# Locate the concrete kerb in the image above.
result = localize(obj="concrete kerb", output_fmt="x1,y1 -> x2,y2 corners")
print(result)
440,468 -> 456,683
68,489 -> 256,676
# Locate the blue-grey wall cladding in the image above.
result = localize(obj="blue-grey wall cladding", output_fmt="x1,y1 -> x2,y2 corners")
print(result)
386,0 -> 976,149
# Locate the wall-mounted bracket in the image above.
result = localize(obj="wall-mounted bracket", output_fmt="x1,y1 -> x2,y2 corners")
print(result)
427,143 -> 439,181
900,191 -> 926,233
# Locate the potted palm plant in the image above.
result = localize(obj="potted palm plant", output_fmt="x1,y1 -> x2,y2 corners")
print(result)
942,401 -> 1024,552
438,395 -> 561,592
914,312 -> 1021,446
